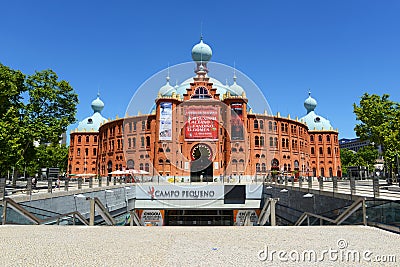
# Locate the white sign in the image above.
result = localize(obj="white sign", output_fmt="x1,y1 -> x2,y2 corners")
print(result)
136,184 -> 224,200
159,102 -> 172,141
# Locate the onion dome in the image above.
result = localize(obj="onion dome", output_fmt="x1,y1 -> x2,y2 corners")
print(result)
159,75 -> 174,96
300,91 -> 333,130
91,93 -> 104,113
191,37 -> 212,63
304,91 -> 317,113
229,70 -> 244,96
77,94 -> 107,132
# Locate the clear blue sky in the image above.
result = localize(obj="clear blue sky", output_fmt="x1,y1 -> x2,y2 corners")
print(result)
1,0 -> 399,140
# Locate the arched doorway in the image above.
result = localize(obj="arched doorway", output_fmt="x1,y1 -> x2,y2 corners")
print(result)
190,143 -> 213,182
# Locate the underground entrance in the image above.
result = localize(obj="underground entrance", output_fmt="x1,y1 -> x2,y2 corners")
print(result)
164,210 -> 234,226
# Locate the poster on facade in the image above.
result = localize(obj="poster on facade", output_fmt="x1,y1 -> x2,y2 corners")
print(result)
159,102 -> 172,140
184,106 -> 218,140
231,103 -> 244,140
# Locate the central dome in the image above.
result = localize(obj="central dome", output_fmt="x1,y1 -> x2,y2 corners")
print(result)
191,38 -> 212,62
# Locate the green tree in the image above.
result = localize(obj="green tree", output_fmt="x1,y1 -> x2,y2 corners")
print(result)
353,93 -> 400,177
0,64 -> 26,177
0,64 -> 78,181
340,148 -> 356,176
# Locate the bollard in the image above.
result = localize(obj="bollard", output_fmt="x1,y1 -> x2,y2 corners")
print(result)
78,177 -> 82,189
299,176 -> 303,188
107,176 -> 110,186
98,176 -> 102,187
26,177 -> 32,195
64,179 -> 69,191
0,178 -> 6,200
113,176 -> 116,185
350,177 -> 356,195
373,176 -> 380,198
332,176 -> 338,191
308,176 -> 312,189
48,178 -> 53,193
318,176 -> 323,189
89,177 -> 93,188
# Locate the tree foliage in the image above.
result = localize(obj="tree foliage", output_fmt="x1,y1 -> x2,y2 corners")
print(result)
353,93 -> 400,176
0,63 -> 78,178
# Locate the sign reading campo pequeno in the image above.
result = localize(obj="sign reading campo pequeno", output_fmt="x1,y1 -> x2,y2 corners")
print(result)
137,185 -> 224,200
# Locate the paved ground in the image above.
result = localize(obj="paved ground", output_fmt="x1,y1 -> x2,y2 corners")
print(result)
0,226 -> 398,266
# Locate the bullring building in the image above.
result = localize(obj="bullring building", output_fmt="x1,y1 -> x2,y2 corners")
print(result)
68,38 -> 341,182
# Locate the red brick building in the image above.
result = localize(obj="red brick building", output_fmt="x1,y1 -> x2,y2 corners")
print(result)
68,39 -> 341,180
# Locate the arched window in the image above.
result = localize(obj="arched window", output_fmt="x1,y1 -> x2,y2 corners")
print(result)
268,121 -> 273,131
254,119 -> 259,129
327,135 -> 331,142
319,147 -> 323,155
271,159 -> 279,167
294,160 -> 299,168
269,137 -> 273,147
310,135 -> 314,142
255,136 -> 260,146
329,167 -> 333,177
285,139 -> 289,148
141,137 -> 145,147
232,159 -> 238,164
273,122 -> 277,131
261,163 -> 266,172
321,167 -> 325,177
93,148 -> 97,156
77,148 -> 80,156
86,136 -> 89,143
191,86 -> 211,99
327,147 -> 331,155
94,136 -> 97,142
312,167 -> 316,177
259,120 -> 264,129
146,136 -> 150,147
260,136 -> 265,146
232,148 -> 237,152
274,137 -> 278,147
78,136 -> 82,143
159,159 -> 164,164
133,137 -> 136,148
127,160 -> 134,169
139,163 -> 144,170
142,121 -> 146,130
284,164 -> 287,171
128,138 -> 131,148
318,135 -> 323,142
282,138 -> 285,148
256,163 -> 261,172
255,154 -> 260,158
311,147 -> 315,154
145,163 -> 150,172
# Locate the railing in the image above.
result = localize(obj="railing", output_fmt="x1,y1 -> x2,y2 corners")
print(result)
1,198 -> 89,225
257,198 -> 279,226
294,198 -> 366,226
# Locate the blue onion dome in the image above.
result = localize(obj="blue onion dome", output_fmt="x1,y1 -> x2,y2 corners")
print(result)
300,92 -> 333,130
230,72 -> 244,96
191,37 -> 212,62
304,91 -> 317,113
77,94 -> 107,131
159,75 -> 174,96
91,93 -> 104,113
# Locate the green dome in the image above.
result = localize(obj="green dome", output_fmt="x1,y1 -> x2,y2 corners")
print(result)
191,38 -> 212,62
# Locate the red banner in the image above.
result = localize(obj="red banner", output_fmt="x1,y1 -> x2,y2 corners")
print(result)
185,107 -> 218,140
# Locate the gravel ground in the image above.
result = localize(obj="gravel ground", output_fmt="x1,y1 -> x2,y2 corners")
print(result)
0,225 -> 398,267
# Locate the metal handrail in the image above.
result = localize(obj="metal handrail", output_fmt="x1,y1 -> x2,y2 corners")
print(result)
295,198 -> 365,226
1,198 -> 89,225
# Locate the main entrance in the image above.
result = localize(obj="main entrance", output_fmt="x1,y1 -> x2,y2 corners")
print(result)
164,210 -> 233,226
190,144 -> 213,182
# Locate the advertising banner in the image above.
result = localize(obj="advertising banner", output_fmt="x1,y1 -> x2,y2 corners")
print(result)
185,106 -> 218,140
233,210 -> 259,226
159,102 -> 172,140
138,210 -> 164,226
231,103 -> 244,140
